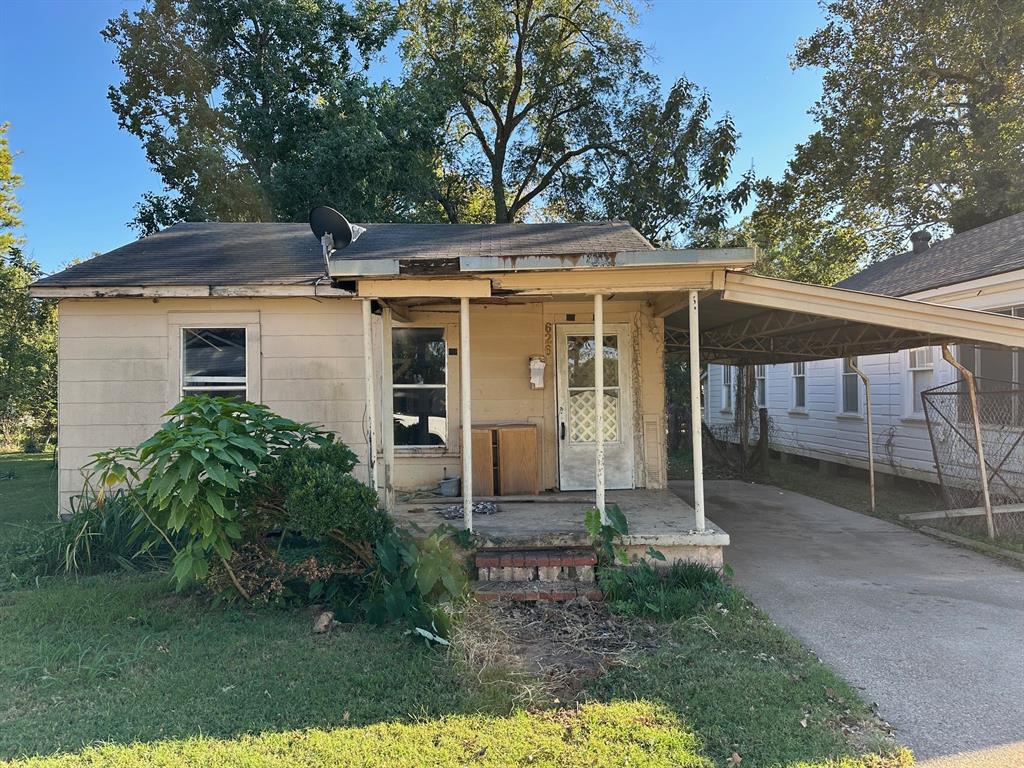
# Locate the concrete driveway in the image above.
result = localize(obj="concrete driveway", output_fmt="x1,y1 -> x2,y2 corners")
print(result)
671,479 -> 1024,767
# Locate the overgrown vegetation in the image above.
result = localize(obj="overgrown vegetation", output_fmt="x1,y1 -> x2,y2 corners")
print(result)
602,560 -> 741,621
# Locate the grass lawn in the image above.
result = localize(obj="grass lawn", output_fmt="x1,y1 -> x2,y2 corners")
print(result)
0,453 -> 58,547
0,453 -> 911,767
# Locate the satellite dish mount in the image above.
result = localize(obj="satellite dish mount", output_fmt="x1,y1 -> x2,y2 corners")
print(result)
309,206 -> 366,273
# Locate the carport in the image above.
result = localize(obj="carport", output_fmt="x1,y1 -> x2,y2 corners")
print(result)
659,271 -> 1024,531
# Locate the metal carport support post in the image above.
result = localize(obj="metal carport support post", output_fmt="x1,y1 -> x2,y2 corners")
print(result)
688,290 -> 705,531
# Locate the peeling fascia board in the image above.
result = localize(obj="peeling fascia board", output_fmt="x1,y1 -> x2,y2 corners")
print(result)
458,248 -> 756,272
28,284 -> 356,299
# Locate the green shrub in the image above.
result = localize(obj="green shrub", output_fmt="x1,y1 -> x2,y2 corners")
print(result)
601,560 -> 739,620
286,467 -> 385,540
88,396 -> 333,593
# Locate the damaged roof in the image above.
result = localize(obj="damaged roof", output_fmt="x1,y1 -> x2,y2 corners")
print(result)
836,211 -> 1024,297
33,220 -> 653,287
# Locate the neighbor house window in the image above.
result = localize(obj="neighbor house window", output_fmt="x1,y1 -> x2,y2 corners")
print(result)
182,328 -> 247,399
392,327 -> 448,447
754,365 -> 767,407
720,365 -> 733,412
957,306 -> 1024,426
841,357 -> 860,414
792,362 -> 806,409
906,347 -> 935,417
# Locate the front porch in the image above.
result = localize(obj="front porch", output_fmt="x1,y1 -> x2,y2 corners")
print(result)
391,489 -> 729,567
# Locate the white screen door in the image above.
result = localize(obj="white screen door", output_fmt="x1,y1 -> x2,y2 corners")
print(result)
556,324 -> 634,491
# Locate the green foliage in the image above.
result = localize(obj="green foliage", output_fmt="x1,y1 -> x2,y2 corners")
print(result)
0,122 -> 21,254
584,503 -> 629,565
88,396 -> 333,592
366,526 -> 469,642
752,0 -> 1024,275
601,560 -> 739,620
103,0 -> 442,233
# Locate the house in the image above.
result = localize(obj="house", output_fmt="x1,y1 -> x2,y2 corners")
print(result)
706,212 -> 1024,489
30,216 -> 1024,568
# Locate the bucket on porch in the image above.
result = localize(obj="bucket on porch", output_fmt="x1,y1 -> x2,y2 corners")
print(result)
438,477 -> 461,497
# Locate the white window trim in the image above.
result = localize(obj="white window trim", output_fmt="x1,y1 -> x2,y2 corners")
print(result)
719,365 -> 734,413
904,346 -> 935,420
837,357 -> 862,417
167,312 -> 261,411
790,361 -> 807,414
389,323 -> 452,453
754,364 -> 767,409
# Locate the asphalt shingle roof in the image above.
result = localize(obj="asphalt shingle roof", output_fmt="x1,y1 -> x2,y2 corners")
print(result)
34,221 -> 653,287
836,212 -> 1024,297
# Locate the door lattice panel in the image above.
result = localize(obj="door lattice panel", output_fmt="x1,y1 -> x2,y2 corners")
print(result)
569,390 -> 619,442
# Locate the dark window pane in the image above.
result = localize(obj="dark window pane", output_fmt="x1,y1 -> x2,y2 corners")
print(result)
394,387 -> 446,446
393,328 -> 446,385
843,374 -> 859,413
183,328 -> 245,386
567,335 -> 619,387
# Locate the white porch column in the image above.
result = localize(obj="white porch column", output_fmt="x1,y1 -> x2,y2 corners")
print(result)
381,305 -> 396,512
460,297 -> 473,532
594,293 -> 606,522
361,299 -> 378,491
688,290 -> 706,531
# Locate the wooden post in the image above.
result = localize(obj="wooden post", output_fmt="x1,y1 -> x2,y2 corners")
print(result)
594,293 -> 606,523
848,358 -> 875,514
361,299 -> 378,491
381,305 -> 395,513
688,290 -> 705,531
942,345 -> 995,539
461,298 -> 473,532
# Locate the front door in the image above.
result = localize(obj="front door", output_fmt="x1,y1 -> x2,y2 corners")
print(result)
556,324 -> 634,491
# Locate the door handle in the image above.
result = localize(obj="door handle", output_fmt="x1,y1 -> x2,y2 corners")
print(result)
560,422 -> 566,440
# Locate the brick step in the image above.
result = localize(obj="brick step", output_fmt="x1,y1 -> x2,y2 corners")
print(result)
473,580 -> 604,603
475,547 -> 598,584
475,547 -> 597,569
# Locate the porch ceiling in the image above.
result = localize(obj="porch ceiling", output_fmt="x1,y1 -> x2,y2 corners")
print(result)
664,272 -> 1024,365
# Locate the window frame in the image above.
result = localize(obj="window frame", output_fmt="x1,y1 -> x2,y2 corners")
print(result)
167,312 -> 261,410
839,357 -> 862,416
719,365 -> 734,413
904,346 -> 935,419
791,361 -> 806,412
180,327 -> 248,400
390,325 -> 450,450
754,364 -> 767,408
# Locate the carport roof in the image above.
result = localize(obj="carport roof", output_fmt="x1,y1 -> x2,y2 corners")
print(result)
664,272 -> 1024,364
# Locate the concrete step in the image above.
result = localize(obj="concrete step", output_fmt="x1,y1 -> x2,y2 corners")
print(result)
475,547 -> 598,583
473,580 -> 604,603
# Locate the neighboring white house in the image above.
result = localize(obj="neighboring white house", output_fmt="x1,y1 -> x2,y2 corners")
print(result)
707,212 -> 1024,482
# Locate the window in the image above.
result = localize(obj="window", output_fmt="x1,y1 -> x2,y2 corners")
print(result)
906,347 -> 935,417
956,306 -> 1024,426
792,362 -> 806,409
182,328 -> 247,399
392,327 -> 447,447
720,365 -> 733,412
754,365 -> 767,407
841,357 -> 860,414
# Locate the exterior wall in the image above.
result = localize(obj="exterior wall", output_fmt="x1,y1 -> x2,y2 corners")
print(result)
56,295 -> 666,512
706,275 -> 1024,481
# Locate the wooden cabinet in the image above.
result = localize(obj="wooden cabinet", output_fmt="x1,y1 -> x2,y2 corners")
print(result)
470,424 -> 539,496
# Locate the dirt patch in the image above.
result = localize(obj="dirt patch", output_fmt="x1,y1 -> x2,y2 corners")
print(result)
452,598 -> 659,706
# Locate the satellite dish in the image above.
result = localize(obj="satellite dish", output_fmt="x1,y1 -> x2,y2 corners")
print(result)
309,206 -> 366,252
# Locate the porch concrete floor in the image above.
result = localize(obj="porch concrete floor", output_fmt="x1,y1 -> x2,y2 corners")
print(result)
391,489 -> 729,550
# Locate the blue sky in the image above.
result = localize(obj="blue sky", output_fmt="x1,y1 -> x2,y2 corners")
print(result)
0,0 -> 824,274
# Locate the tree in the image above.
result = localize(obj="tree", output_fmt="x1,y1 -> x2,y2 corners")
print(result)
0,126 -> 57,446
400,0 -> 750,236
753,0 -> 1024,276
104,0 -> 442,234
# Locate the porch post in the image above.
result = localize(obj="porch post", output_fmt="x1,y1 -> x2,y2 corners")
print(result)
461,297 -> 473,532
688,290 -> 706,531
381,305 -> 396,512
594,293 -> 606,522
361,299 -> 378,491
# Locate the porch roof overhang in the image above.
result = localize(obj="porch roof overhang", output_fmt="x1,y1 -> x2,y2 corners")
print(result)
664,272 -> 1024,365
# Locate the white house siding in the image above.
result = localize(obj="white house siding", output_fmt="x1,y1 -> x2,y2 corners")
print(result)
706,271 -> 1024,482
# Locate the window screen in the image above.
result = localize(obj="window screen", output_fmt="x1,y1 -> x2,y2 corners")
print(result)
182,328 -> 246,399
392,327 -> 447,446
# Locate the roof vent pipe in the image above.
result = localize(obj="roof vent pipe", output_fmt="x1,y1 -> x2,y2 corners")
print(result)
910,229 -> 931,254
